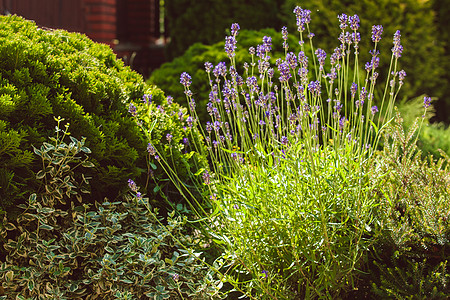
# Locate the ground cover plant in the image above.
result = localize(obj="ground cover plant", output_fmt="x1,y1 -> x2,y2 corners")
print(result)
144,6 -> 449,299
0,120 -> 222,299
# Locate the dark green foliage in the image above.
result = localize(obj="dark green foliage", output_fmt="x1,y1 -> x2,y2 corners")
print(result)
0,15 -> 207,215
165,0 -> 284,59
0,15 -> 148,211
367,113 -> 450,298
281,0 -> 447,121
431,0 -> 450,123
0,127 -> 221,299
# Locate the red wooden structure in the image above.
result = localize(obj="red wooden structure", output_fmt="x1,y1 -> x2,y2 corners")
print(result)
0,0 -> 165,77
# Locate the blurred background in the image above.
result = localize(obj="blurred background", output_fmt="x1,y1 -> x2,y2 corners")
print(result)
1,0 -> 449,125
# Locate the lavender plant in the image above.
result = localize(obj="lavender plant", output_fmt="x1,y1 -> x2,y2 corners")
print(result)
138,6 -> 435,299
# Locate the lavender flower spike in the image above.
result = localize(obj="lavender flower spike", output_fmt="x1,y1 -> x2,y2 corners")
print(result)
392,30 -> 403,58
371,25 -> 383,43
180,72 -> 192,87
423,96 -> 432,109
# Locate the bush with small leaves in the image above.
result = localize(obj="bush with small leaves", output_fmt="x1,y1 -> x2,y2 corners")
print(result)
0,15 -> 207,216
367,112 -> 450,298
0,123 -> 222,299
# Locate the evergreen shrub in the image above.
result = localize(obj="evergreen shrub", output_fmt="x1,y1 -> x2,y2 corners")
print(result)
0,15 -> 206,215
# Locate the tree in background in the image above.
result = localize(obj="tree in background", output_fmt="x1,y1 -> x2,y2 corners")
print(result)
164,0 -> 284,60
430,0 -> 450,123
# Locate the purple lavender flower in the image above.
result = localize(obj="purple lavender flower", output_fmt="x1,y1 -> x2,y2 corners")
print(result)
128,179 -> 138,192
351,82 -> 358,98
278,62 -> 291,82
180,72 -> 192,87
249,47 -> 255,55
423,96 -> 432,108
267,68 -> 274,79
399,70 -> 406,85
281,136 -> 288,146
339,116 -> 346,131
147,143 -> 156,155
202,170 -> 211,185
213,62 -> 227,78
392,30 -> 403,58
349,15 -> 360,31
315,48 -> 326,70
359,87 -> 367,104
286,52 -> 298,69
186,116 -> 194,128
182,137 -> 189,146
246,76 -> 258,92
371,25 -> 383,43
260,270 -> 268,279
282,26 -> 288,49
128,103 -> 137,117
308,80 -> 321,97
262,36 -> 272,52
205,62 -> 213,73
166,133 -> 173,143
334,101 -> 343,113
136,192 -> 142,199
371,105 -> 379,115
352,32 -> 361,45
142,94 -> 152,105
294,6 -> 311,32
225,36 -> 237,58
231,23 -> 240,36
166,95 -> 173,105
206,121 -> 213,134
338,14 -> 348,30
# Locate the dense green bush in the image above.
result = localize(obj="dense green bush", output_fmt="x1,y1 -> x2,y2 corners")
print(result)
165,0 -> 284,59
280,0 -> 447,121
0,15 -> 207,216
0,124 -> 221,299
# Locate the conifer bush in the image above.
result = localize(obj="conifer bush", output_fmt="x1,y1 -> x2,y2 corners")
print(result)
0,15 -> 207,215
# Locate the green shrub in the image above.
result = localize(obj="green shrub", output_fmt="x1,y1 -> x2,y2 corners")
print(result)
0,15 -> 146,211
367,113 -> 450,298
164,0 -> 284,59
0,15 -> 207,215
0,124 -> 222,299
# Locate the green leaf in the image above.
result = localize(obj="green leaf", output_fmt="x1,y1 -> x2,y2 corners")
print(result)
40,224 -> 54,231
81,161 -> 95,168
80,146 -> 91,154
165,258 -> 173,265
36,170 -> 46,179
5,270 -> 14,282
153,185 -> 161,193
4,222 -> 16,231
28,280 -> 34,291
194,168 -> 205,176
